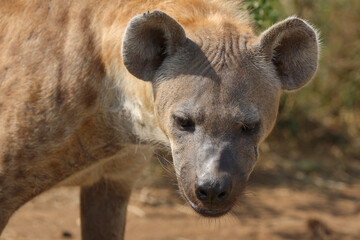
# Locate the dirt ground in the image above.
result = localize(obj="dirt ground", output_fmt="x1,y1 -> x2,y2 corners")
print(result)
1,152 -> 360,240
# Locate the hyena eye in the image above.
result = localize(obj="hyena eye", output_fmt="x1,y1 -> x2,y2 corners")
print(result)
241,122 -> 259,134
173,115 -> 195,132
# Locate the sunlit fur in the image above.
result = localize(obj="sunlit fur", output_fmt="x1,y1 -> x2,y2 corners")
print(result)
0,0 -> 318,238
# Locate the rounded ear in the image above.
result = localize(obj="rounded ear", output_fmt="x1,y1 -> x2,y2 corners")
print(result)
257,17 -> 319,91
122,10 -> 186,81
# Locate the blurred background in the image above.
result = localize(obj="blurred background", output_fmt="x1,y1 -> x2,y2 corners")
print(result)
1,0 -> 359,240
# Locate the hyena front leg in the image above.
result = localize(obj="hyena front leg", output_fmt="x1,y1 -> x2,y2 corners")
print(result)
80,178 -> 131,240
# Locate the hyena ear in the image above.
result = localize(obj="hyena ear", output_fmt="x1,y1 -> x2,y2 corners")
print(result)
256,17 -> 319,91
122,10 -> 186,81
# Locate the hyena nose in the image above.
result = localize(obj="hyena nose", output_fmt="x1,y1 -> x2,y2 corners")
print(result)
195,177 -> 232,204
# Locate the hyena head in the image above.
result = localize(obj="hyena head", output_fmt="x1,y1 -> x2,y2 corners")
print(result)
122,11 -> 319,217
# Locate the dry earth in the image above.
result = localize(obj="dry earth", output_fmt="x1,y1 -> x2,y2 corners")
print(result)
1,150 -> 360,240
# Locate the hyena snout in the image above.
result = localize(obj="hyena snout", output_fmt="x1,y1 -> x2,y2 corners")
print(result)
195,174 -> 232,205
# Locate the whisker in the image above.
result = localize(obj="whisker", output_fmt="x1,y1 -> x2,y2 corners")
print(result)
154,153 -> 177,177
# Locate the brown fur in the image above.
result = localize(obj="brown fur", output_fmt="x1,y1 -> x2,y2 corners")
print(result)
0,0 -> 319,238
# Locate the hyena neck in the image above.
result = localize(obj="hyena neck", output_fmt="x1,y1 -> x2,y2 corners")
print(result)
102,63 -> 169,146
121,74 -> 169,146
98,9 -> 169,146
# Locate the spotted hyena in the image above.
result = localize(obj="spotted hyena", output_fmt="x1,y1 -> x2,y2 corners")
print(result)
0,0 -> 319,239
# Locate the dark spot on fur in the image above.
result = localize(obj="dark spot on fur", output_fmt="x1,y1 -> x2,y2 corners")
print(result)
82,87 -> 97,108
14,151 -> 25,162
53,57 -> 66,106
3,154 -> 11,165
56,86 -> 65,106
0,175 -> 5,185
0,191 -> 6,203
49,161 -> 64,179
15,169 -> 26,180
55,126 -> 65,138
38,133 -> 48,144
50,161 -> 61,169
14,148 -> 36,162
10,185 -> 24,196
4,116 -> 11,129
80,8 -> 91,31
35,173 -> 50,182
29,81 -> 41,105
16,126 -> 30,139
26,152 -> 37,162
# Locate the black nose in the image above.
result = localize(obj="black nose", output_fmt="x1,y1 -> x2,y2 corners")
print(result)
195,177 -> 232,204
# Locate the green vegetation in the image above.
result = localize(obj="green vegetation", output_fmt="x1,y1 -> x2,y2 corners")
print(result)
242,0 -> 285,30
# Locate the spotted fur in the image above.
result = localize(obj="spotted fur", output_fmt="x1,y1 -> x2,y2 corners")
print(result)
0,0 -> 319,238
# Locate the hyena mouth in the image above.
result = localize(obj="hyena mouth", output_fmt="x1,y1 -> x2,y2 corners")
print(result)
192,204 -> 232,218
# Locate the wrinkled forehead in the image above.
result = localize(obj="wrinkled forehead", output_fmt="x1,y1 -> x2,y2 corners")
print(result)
155,32 -> 281,119
169,73 -> 275,118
